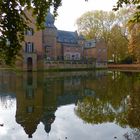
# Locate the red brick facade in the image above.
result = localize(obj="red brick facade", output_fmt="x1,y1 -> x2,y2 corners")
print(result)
21,10 -> 107,71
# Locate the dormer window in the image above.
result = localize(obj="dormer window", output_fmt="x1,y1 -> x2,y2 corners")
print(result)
88,42 -> 91,46
71,39 -> 74,43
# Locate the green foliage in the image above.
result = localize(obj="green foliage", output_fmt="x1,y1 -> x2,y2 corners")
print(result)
76,9 -> 131,63
0,0 -> 62,65
75,97 -> 117,124
75,72 -> 140,129
114,0 -> 140,23
76,10 -> 116,40
128,23 -> 140,63
108,25 -> 129,63
120,56 -> 133,64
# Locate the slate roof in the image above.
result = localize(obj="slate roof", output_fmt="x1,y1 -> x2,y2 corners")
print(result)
57,30 -> 78,44
45,11 -> 56,28
44,11 -> 85,45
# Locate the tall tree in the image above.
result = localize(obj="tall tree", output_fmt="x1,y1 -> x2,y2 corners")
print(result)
128,23 -> 140,63
76,9 -> 131,62
108,25 -> 128,63
0,0 -> 61,65
76,10 -> 116,42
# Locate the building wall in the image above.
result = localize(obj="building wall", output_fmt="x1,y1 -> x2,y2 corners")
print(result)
63,44 -> 83,60
95,40 -> 107,68
83,48 -> 96,60
56,42 -> 63,60
16,73 -> 43,138
44,61 -> 95,70
20,10 -> 107,70
22,9 -> 43,71
43,28 -> 57,60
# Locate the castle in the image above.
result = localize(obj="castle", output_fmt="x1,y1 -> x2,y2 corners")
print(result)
21,10 -> 107,71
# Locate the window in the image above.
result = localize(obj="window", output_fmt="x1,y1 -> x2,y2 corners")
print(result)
73,78 -> 80,85
26,106 -> 34,113
84,88 -> 95,96
65,54 -> 70,60
26,88 -> 34,99
25,42 -> 34,53
88,42 -> 91,46
25,28 -> 34,36
45,46 -> 51,52
45,45 -> 51,52
75,54 -> 80,60
72,55 -> 75,60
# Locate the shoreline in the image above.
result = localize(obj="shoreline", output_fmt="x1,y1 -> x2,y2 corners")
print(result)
1,64 -> 140,72
108,64 -> 140,72
0,67 -> 105,72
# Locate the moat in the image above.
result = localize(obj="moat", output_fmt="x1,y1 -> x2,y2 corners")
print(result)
0,70 -> 140,140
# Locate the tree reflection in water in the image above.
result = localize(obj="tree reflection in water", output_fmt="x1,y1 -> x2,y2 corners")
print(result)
0,70 -> 140,139
74,71 -> 140,140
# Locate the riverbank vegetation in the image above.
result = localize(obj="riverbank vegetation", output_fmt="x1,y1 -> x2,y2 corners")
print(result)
76,7 -> 140,64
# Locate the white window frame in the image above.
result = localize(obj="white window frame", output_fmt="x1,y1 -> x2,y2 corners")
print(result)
25,42 -> 34,53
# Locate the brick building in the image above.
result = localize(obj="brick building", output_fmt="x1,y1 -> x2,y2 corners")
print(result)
22,10 -> 107,71
84,39 -> 107,67
22,9 -> 43,71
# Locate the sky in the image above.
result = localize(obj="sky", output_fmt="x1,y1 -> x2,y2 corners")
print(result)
54,0 -> 117,31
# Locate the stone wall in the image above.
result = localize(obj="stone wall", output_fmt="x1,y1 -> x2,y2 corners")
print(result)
44,60 -> 96,70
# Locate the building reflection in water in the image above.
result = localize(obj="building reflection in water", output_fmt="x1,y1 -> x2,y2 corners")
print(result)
14,71 -> 95,138
3,70 -> 140,139
16,72 -> 43,138
0,72 -> 114,138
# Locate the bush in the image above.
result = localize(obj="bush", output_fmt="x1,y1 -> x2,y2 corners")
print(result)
120,56 -> 133,64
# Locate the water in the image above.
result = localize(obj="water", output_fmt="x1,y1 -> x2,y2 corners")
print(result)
0,70 -> 140,140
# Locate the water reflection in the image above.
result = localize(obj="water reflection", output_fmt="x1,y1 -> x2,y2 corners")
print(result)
16,72 -> 43,138
0,70 -> 140,139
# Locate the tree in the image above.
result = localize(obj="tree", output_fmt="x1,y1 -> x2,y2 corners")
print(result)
114,0 -> 140,22
108,25 -> 128,63
76,9 -> 131,62
76,10 -> 116,41
128,23 -> 140,63
75,72 -> 140,130
1,0 -> 140,65
0,0 -> 61,65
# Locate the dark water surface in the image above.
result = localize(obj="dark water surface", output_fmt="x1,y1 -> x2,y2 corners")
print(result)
0,70 -> 140,140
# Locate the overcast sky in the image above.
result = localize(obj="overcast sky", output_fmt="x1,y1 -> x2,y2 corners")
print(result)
54,0 -> 117,31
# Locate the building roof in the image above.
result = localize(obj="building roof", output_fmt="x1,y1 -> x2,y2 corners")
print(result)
45,10 -> 56,28
57,30 -> 78,44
